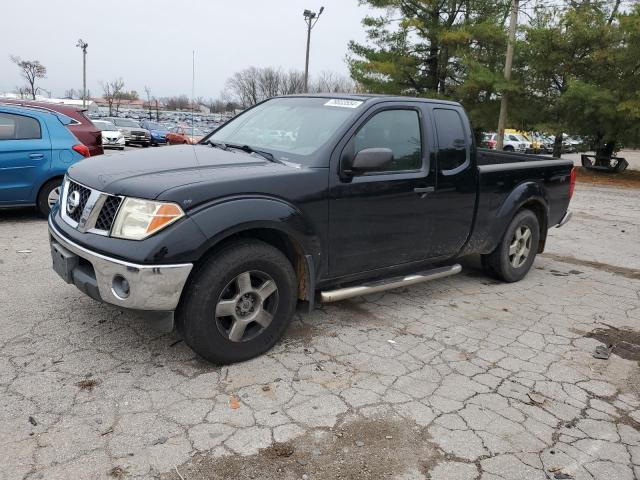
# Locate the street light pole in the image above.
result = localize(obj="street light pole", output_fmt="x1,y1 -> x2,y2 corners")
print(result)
76,39 -> 88,108
303,6 -> 324,93
496,0 -> 518,151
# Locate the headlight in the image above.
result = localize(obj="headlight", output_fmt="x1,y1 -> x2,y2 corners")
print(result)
111,198 -> 184,240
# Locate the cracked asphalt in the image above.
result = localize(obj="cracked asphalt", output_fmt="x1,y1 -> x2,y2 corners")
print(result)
1,182 -> 639,480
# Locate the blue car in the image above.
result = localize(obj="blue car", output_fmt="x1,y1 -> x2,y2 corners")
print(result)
141,120 -> 169,146
0,104 -> 90,216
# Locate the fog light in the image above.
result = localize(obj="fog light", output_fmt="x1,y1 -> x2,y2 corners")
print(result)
112,275 -> 130,299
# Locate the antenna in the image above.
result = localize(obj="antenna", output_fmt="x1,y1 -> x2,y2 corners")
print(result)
191,50 -> 195,135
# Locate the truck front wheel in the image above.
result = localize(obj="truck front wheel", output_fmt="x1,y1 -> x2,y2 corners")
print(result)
176,240 -> 297,364
481,209 -> 540,283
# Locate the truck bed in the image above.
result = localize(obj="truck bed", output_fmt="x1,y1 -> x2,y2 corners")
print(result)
477,148 -> 558,166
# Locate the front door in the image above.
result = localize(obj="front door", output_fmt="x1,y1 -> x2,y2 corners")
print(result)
328,105 -> 437,278
0,111 -> 51,204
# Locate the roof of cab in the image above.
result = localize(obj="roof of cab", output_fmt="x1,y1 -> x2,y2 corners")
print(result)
278,93 -> 462,107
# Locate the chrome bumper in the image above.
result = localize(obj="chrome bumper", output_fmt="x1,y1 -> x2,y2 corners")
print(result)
557,211 -> 572,228
49,220 -> 193,311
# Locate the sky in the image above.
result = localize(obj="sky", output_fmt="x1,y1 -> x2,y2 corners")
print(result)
0,0 -> 376,100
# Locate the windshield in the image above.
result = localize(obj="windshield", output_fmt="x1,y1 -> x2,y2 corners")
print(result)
113,118 -> 140,128
207,97 -> 361,162
145,122 -> 166,130
93,121 -> 117,131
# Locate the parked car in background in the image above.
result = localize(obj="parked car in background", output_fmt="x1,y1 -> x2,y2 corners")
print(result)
481,132 -> 497,149
141,120 -> 169,146
0,104 -> 90,216
0,99 -> 103,156
505,130 -> 540,153
93,120 -> 125,150
103,117 -> 150,147
487,133 -> 528,152
166,125 -> 206,145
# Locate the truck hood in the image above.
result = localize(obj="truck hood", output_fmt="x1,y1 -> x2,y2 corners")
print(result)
67,144 -> 279,200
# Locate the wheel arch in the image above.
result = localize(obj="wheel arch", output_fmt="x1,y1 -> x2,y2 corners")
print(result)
489,181 -> 550,254
187,198 -> 321,307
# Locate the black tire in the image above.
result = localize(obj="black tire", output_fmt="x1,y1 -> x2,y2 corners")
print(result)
503,145 -> 514,152
176,240 -> 297,364
36,178 -> 63,217
481,209 -> 540,283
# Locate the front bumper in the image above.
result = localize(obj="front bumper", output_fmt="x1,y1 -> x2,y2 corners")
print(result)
49,219 -> 193,311
103,137 -> 126,148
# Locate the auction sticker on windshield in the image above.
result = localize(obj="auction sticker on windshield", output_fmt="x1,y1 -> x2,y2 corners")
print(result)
324,99 -> 363,108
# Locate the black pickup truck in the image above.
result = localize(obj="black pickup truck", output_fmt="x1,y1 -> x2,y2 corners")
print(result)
49,95 -> 575,363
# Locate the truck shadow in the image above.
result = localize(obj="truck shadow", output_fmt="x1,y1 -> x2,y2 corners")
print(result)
0,207 -> 41,222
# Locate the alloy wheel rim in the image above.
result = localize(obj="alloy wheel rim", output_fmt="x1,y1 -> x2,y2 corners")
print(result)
47,187 -> 61,207
508,225 -> 532,268
215,270 -> 278,342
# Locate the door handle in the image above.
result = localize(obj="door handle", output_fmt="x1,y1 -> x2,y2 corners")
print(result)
414,186 -> 434,194
29,153 -> 44,159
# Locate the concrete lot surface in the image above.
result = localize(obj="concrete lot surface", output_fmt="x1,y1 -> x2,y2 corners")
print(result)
0,183 -> 638,480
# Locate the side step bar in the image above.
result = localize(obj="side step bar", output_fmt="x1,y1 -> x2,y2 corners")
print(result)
320,264 -> 462,303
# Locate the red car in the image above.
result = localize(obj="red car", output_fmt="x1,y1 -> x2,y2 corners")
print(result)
0,99 -> 103,156
166,125 -> 206,145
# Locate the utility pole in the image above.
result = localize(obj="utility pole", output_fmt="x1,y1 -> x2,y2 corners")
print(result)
76,39 -> 88,108
303,6 -> 324,93
496,0 -> 518,150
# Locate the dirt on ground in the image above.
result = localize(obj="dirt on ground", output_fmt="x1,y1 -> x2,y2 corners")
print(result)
575,166 -> 640,189
540,253 -> 640,280
586,326 -> 640,362
161,418 -> 443,480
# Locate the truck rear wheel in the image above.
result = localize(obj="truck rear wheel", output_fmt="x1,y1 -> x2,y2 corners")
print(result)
481,209 -> 540,283
176,240 -> 297,364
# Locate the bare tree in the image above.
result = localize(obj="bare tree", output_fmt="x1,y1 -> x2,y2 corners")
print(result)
311,71 -> 356,94
64,88 -> 77,99
164,95 -> 191,110
226,67 -> 261,108
281,70 -> 306,95
225,67 -> 355,107
15,86 -> 30,99
101,78 -> 125,116
10,56 -> 47,100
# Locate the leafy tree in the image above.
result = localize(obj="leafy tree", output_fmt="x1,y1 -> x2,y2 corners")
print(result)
10,56 -> 47,100
517,1 -> 636,157
347,0 -> 511,133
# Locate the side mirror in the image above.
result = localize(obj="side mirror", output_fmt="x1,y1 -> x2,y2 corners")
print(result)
350,148 -> 394,174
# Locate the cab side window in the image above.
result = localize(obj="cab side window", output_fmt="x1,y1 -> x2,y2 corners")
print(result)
0,112 -> 41,140
353,109 -> 422,172
434,109 -> 468,171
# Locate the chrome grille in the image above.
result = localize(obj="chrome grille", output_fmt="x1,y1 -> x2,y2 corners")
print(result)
95,196 -> 122,232
61,178 -> 123,236
66,181 -> 91,222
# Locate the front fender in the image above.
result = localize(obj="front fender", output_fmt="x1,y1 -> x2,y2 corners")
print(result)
188,196 -> 323,266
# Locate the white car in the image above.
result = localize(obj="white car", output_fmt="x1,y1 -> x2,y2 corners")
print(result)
489,133 -> 528,153
93,120 -> 125,150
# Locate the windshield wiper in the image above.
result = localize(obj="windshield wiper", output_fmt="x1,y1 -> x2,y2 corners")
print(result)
207,140 -> 230,151
225,144 -> 283,164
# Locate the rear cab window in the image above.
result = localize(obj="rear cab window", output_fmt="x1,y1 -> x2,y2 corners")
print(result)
433,108 -> 469,172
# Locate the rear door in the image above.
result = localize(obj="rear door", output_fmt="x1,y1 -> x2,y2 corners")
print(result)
0,111 -> 51,204
426,106 -> 478,257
